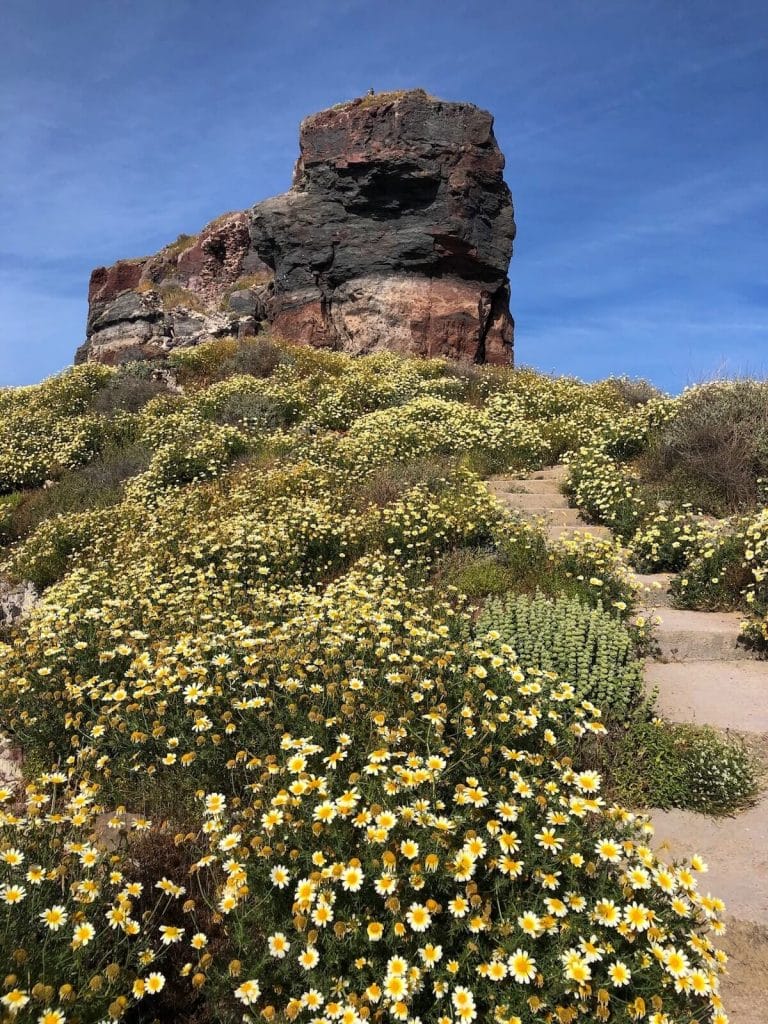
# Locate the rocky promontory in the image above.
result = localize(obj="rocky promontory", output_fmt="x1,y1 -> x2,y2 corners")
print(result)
76,89 -> 516,366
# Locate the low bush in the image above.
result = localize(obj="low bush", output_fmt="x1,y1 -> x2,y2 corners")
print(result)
566,448 -> 645,539
0,493 -> 22,545
88,369 -> 167,414
629,506 -> 709,574
126,426 -> 250,503
193,374 -> 298,430
583,717 -> 760,815
169,336 -> 284,385
158,283 -> 205,311
477,592 -> 645,716
3,506 -> 124,589
641,379 -> 768,515
671,527 -> 751,610
3,443 -> 152,541
216,335 -> 284,379
547,532 -> 636,614
354,456 -> 461,508
605,375 -> 663,407
434,547 -> 523,600
437,522 -> 638,615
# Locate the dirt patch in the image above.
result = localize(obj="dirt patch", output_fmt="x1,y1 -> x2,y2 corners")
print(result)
719,918 -> 768,1024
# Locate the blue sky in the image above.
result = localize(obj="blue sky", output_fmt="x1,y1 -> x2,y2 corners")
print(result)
1,0 -> 766,391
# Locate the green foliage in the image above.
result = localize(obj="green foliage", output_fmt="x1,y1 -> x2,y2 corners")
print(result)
169,335 -> 285,385
4,505 -> 129,589
352,455 -> 460,508
584,718 -> 760,815
163,231 -> 198,256
0,364 -> 115,493
0,492 -> 22,545
88,367 -> 167,414
125,423 -> 251,503
158,283 -> 205,311
629,507 -> 708,573
434,524 -> 636,613
604,375 -> 663,408
194,373 -> 302,429
1,443 -> 152,543
547,532 -> 638,615
477,592 -> 645,716
437,548 -> 523,599
642,378 -> 768,515
671,527 -> 752,610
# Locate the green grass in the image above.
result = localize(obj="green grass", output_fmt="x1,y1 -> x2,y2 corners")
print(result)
163,232 -> 198,258
158,283 -> 205,311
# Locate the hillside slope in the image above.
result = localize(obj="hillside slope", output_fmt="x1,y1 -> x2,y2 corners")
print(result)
0,340 -> 757,1024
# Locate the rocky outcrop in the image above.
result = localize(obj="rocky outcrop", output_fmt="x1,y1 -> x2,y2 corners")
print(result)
0,578 -> 38,630
77,90 -> 515,366
76,212 -> 274,365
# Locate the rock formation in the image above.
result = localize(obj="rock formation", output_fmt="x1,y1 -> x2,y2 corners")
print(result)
76,212 -> 272,365
0,578 -> 38,630
76,90 -> 515,366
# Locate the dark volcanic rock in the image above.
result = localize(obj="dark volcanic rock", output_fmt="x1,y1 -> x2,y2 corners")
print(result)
77,90 -> 515,366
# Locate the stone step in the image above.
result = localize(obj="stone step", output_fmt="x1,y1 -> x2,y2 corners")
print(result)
654,608 -> 751,662
547,524 -> 613,543
649,793 -> 768,927
496,491 -> 571,510
515,507 -> 585,527
527,465 -> 568,481
631,572 -> 677,608
503,478 -> 565,495
646,659 -> 768,731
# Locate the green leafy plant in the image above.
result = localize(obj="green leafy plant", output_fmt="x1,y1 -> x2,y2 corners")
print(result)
477,592 -> 645,716
582,718 -> 760,815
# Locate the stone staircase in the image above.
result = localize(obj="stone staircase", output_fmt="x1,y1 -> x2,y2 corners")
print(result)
488,465 -> 768,1023
486,465 -> 612,542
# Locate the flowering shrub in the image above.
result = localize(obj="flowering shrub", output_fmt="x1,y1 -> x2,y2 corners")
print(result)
547,532 -> 637,618
567,446 -> 645,539
0,365 -> 114,492
629,508 -> 710,574
668,526 -> 749,611
3,505 -> 135,590
0,494 -> 22,546
666,508 -> 768,645
0,562 -> 729,1024
0,344 -> 732,1024
320,395 -> 551,478
680,729 -> 758,813
125,423 -> 251,503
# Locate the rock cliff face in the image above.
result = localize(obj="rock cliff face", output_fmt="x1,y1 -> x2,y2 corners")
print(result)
75,212 -> 272,365
76,90 -> 515,366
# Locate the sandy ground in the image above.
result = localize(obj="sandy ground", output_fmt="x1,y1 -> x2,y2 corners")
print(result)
718,919 -> 768,1024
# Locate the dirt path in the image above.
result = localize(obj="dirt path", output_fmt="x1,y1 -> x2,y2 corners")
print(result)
488,465 -> 768,1023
